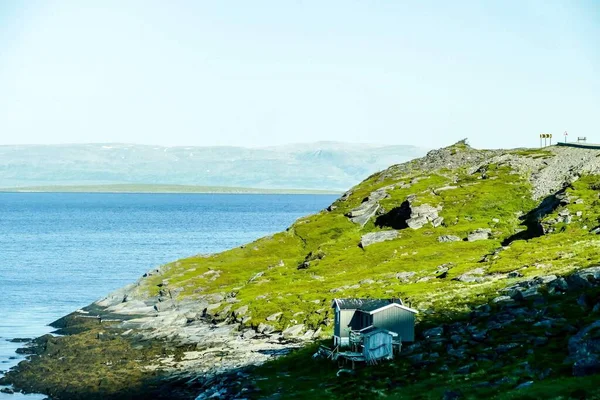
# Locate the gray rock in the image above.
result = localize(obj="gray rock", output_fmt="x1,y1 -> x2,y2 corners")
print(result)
520,287 -> 542,300
359,230 -> 399,248
359,278 -> 375,285
154,300 -> 176,312
507,271 -> 523,278
206,293 -> 225,303
266,312 -> 283,321
347,203 -> 380,226
456,364 -> 472,374
577,294 -> 589,309
569,320 -> 600,376
396,271 -> 416,281
257,323 -> 276,334
423,326 -> 443,338
431,216 -> 444,228
438,235 -> 461,243
471,330 -> 487,342
282,324 -> 305,337
566,266 -> 600,289
516,381 -> 534,390
548,277 -> 569,293
346,189 -> 390,226
407,215 -> 429,229
234,305 -> 249,317
496,343 -> 519,353
455,274 -> 485,283
493,295 -> 514,304
467,228 -> 492,242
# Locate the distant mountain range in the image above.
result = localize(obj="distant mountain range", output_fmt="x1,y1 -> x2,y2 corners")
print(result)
0,142 -> 426,191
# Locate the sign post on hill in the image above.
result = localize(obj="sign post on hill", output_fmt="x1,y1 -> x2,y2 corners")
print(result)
564,131 -> 568,143
539,133 -> 552,148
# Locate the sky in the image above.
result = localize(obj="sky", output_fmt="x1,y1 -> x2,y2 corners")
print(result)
0,1 -> 598,150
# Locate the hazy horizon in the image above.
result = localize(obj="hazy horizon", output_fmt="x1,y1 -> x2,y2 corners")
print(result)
1,1 -> 598,150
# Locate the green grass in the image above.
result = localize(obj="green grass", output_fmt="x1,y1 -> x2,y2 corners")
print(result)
138,151 -> 600,332
510,148 -> 555,159
120,145 -> 600,397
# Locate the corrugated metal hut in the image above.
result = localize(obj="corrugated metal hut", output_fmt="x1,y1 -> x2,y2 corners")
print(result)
360,327 -> 395,363
332,298 -> 417,347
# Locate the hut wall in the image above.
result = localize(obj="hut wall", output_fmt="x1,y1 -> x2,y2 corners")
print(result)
372,306 -> 415,342
335,309 -> 356,339
362,331 -> 393,361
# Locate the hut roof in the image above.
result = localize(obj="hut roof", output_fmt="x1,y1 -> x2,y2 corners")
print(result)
359,326 -> 398,337
332,298 -> 418,314
332,298 -> 402,312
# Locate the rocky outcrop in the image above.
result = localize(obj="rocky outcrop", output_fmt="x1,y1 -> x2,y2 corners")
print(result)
569,321 -> 600,376
346,188 -> 389,226
406,203 -> 442,229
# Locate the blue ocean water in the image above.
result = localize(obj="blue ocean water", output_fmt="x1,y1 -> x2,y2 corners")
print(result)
0,192 -> 336,398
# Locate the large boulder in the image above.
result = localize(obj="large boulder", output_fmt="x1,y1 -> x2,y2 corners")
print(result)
346,188 -> 390,226
282,324 -> 305,338
406,203 -> 442,229
359,230 -> 399,248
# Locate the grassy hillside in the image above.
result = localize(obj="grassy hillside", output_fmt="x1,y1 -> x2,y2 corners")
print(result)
6,141 -> 600,399
139,143 -> 600,326
134,141 -> 600,398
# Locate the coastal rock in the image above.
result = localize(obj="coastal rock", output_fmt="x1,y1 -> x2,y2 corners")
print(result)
257,323 -> 276,334
282,324 -> 305,338
95,284 -> 138,308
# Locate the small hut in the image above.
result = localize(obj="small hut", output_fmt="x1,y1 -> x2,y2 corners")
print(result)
358,327 -> 396,364
332,298 -> 417,347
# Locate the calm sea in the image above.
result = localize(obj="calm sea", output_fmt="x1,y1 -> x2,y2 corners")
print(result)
0,192 -> 336,398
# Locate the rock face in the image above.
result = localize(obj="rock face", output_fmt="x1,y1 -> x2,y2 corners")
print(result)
346,188 -> 389,226
406,203 -> 442,229
359,230 -> 399,248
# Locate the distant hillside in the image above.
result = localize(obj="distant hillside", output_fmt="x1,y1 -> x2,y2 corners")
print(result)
0,184 -> 340,194
0,142 -> 426,191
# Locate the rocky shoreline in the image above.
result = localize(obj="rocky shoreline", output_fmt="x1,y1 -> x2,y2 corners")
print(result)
1,278 -> 312,400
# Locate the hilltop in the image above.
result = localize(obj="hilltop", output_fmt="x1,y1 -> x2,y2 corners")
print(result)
5,141 -> 600,399
0,142 -> 425,191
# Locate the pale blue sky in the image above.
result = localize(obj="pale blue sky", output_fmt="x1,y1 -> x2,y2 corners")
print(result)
1,1 -> 598,149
